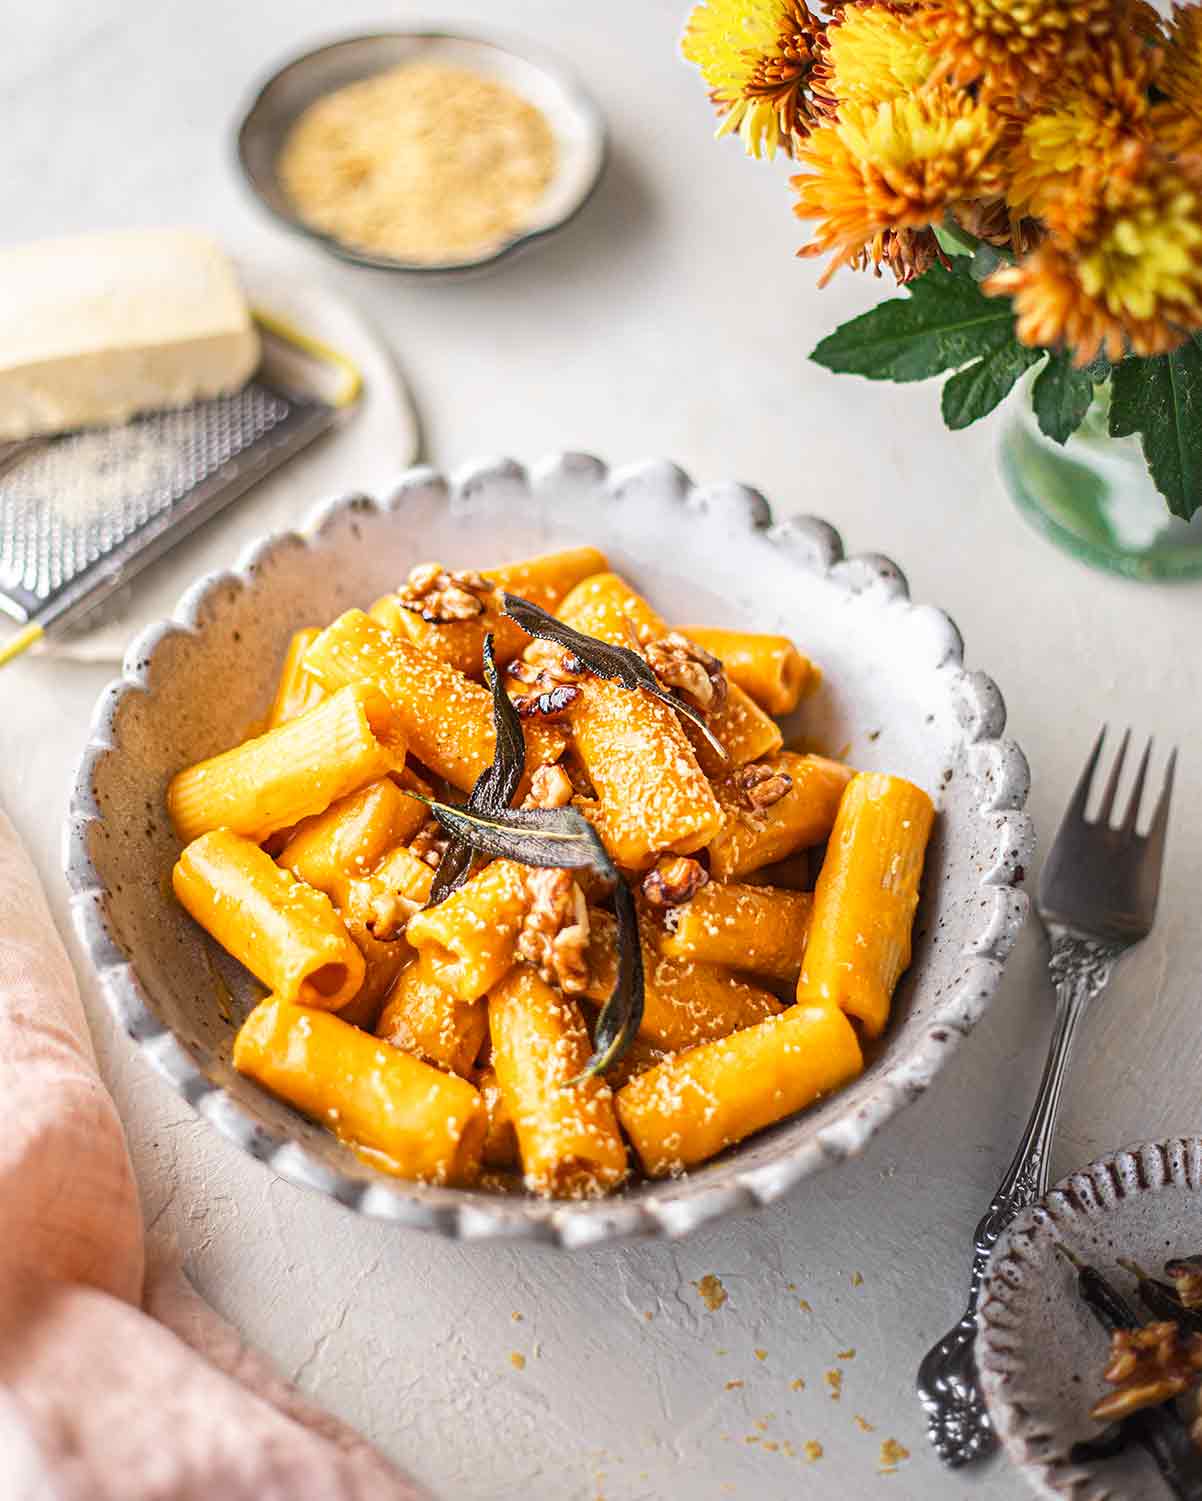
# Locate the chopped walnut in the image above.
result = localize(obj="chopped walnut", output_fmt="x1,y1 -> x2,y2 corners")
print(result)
523,764 -> 574,810
1090,1320 -> 1202,1424
509,646 -> 586,687
642,855 -> 709,909
642,631 -> 727,711
398,561 -> 494,623
735,762 -> 794,812
509,648 -> 587,719
345,880 -> 423,941
1167,1258 -> 1202,1310
411,819 -> 450,869
516,868 -> 590,995
514,683 -> 581,720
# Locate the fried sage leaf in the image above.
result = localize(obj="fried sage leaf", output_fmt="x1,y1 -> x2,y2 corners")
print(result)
501,591 -> 727,762
415,797 -> 644,1078
427,633 -> 525,905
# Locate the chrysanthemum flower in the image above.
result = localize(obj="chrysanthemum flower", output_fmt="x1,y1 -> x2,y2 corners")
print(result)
853,226 -> 948,283
1156,4 -> 1202,154
986,145 -> 1202,363
793,86 -> 1005,282
1007,33 -> 1160,214
921,0 -> 1119,95
812,3 -> 941,114
681,0 -> 825,157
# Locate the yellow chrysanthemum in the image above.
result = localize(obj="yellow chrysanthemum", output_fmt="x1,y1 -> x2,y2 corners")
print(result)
812,3 -> 941,113
1156,4 -> 1202,154
793,86 -> 1005,282
682,0 -> 824,157
922,0 -> 1118,94
1006,34 -> 1160,214
986,146 -> 1202,363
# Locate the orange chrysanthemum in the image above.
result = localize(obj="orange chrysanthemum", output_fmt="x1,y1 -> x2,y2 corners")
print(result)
812,3 -> 942,116
1156,4 -> 1202,154
922,0 -> 1119,95
682,0 -> 825,157
793,86 -> 1005,282
1007,33 -> 1161,214
986,145 -> 1202,363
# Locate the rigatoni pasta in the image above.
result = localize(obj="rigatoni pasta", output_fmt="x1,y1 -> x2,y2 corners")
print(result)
173,830 -> 365,1010
659,883 -> 813,985
404,859 -> 530,1002
377,959 -> 488,1078
584,909 -> 783,1051
303,609 -> 565,792
265,627 -> 325,729
796,773 -> 935,1039
555,571 -> 782,772
706,751 -> 854,879
383,546 -> 609,678
680,626 -> 816,716
488,965 -> 628,1197
616,1002 -> 863,1177
168,683 -> 406,844
234,997 -> 486,1185
169,544 -> 935,1196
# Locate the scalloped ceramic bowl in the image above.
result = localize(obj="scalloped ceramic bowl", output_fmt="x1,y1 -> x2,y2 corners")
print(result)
66,455 -> 1033,1247
978,1140 -> 1202,1500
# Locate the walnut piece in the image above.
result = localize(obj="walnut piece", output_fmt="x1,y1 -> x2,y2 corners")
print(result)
524,764 -> 574,810
642,631 -> 727,711
510,645 -> 586,687
411,818 -> 450,869
510,648 -> 587,719
1167,1258 -> 1202,1310
735,762 -> 794,811
516,868 -> 590,995
1090,1320 -> 1202,1424
345,879 -> 423,941
398,561 -> 494,623
641,855 -> 709,909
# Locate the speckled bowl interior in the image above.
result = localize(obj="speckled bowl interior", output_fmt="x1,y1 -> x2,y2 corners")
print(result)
66,454 -> 1033,1246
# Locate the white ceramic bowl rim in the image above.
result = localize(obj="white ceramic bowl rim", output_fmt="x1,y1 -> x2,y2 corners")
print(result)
65,453 -> 1033,1247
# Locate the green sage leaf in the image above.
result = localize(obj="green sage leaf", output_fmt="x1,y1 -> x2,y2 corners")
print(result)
573,877 -> 643,1083
427,633 -> 525,905
418,797 -> 644,1077
501,592 -> 727,762
1109,338 -> 1202,521
1032,351 -> 1096,445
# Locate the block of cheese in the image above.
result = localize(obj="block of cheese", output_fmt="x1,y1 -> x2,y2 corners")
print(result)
0,229 -> 261,440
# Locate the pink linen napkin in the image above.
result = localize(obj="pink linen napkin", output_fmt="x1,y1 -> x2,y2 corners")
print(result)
0,807 -> 427,1501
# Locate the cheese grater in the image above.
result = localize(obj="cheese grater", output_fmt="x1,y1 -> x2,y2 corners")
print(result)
0,310 -> 362,663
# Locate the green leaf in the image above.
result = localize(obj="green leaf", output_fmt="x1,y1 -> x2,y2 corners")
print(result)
933,220 -> 979,258
501,592 -> 727,762
810,261 -> 1025,384
418,797 -> 645,1078
1032,352 -> 1096,445
942,339 -> 1042,429
1109,338 -> 1202,520
427,632 -> 525,905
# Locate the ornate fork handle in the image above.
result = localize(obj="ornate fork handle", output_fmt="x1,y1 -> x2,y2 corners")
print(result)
917,931 -> 1124,1466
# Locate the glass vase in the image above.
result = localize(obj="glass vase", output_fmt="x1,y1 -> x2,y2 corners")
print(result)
1000,373 -> 1202,579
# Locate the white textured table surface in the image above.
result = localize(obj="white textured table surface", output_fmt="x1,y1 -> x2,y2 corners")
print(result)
6,4 -> 1202,1498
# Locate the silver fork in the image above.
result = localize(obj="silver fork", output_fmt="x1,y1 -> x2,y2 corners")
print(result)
916,727 -> 1178,1467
